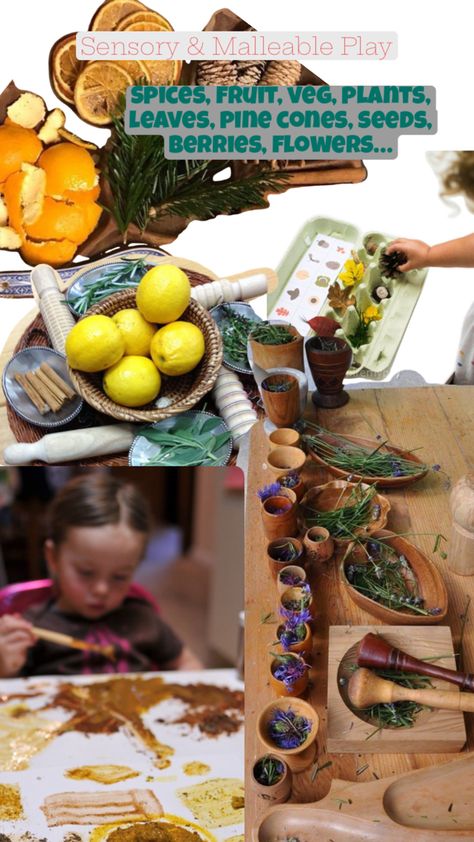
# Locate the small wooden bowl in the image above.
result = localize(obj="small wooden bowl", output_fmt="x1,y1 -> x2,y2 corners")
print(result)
268,428 -> 301,449
307,431 -> 428,488
67,289 -> 223,423
300,480 -> 390,545
276,565 -> 307,595
267,537 -> 305,580
270,654 -> 309,697
267,446 -> 307,478
275,622 -> 313,655
250,754 -> 292,805
340,529 -> 448,624
257,697 -> 319,772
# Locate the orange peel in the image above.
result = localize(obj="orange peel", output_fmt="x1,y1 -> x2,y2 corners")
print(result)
20,237 -> 77,267
0,124 -> 42,182
38,142 -> 99,197
24,196 -> 99,245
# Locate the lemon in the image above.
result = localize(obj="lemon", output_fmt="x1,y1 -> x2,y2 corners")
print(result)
136,264 -> 191,323
65,315 -> 124,372
112,308 -> 156,356
103,356 -> 161,407
150,322 -> 205,376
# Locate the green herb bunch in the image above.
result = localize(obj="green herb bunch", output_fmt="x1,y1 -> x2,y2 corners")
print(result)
69,257 -> 150,316
301,483 -> 379,539
137,414 -> 231,467
105,107 -> 289,239
250,322 -> 296,345
219,305 -> 256,365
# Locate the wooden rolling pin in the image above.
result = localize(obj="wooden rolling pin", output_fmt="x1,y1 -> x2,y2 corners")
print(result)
32,625 -> 115,661
3,424 -> 135,465
191,272 -> 268,309
357,632 -> 474,692
349,667 -> 474,713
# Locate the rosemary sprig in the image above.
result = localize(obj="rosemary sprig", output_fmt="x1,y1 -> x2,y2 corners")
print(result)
68,257 -> 150,316
250,322 -> 296,345
219,305 -> 256,365
362,670 -> 432,732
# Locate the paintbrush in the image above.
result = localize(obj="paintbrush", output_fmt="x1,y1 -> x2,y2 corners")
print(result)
31,626 -> 116,661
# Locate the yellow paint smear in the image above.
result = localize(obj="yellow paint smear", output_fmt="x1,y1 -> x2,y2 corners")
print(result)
89,813 -> 216,841
177,779 -> 244,829
0,704 -> 62,771
183,762 -> 211,776
0,782 -> 24,820
65,764 -> 139,784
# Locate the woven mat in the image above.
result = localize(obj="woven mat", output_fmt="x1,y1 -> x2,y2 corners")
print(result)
2,269 -> 257,466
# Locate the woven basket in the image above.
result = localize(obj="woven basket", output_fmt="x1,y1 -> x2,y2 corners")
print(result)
67,290 -> 223,423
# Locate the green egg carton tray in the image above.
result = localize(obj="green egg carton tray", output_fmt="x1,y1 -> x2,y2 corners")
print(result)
270,217 -> 428,380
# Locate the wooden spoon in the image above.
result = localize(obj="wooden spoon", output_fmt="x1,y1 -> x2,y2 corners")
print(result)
32,626 -> 116,661
348,667 -> 474,713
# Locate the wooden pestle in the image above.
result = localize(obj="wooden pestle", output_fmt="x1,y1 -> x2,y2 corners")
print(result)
348,668 -> 474,713
357,632 -> 474,692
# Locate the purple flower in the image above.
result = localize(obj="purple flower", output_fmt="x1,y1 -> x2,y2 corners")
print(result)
272,655 -> 308,691
257,482 -> 282,501
280,471 -> 300,489
432,464 -> 441,472
268,707 -> 312,749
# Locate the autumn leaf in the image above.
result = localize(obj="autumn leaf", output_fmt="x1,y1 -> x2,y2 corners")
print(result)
328,282 -> 356,313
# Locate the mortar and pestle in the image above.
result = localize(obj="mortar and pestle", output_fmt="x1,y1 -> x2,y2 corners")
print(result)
348,668 -> 474,713
356,632 -> 474,692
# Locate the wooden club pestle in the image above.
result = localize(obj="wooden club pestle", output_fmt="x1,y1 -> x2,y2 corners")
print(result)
348,668 -> 474,713
357,632 -> 474,692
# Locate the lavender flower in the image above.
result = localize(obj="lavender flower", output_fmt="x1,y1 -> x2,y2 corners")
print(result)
432,464 -> 441,472
278,607 -> 311,650
257,482 -> 282,501
280,471 -> 300,489
272,654 -> 308,691
279,571 -> 305,587
268,707 -> 312,749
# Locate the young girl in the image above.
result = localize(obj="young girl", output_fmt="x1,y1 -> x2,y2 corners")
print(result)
386,151 -> 474,385
0,473 -> 202,676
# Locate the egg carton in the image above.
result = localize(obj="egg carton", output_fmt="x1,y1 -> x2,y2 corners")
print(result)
273,217 -> 428,380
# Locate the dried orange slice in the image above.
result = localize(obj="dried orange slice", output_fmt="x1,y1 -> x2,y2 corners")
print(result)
116,10 -> 173,31
74,61 -> 134,126
143,59 -> 181,85
89,0 -> 147,31
115,59 -> 150,82
50,33 -> 83,105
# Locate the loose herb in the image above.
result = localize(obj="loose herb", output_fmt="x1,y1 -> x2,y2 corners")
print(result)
310,337 -> 343,352
303,423 -> 428,479
250,322 -> 296,345
311,759 -> 332,781
106,108 -> 288,238
136,414 -> 231,467
262,378 -> 294,393
68,257 -> 150,316
260,611 -> 276,625
219,305 -> 256,366
253,754 -> 285,786
268,540 -> 300,563
362,670 -> 433,734
344,539 -> 441,616
267,707 -> 312,749
279,471 -> 301,489
279,570 -> 305,587
301,482 -> 379,539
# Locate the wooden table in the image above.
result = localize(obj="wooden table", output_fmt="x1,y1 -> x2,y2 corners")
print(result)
245,385 -> 474,839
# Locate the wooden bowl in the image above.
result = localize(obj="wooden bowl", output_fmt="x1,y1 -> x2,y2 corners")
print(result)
307,431 -> 429,488
256,697 -> 319,772
339,530 -> 448,624
67,290 -> 223,422
300,480 -> 390,545
267,446 -> 307,478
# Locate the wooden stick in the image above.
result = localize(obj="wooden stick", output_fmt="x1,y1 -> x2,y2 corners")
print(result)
35,368 -> 67,404
25,371 -> 62,412
15,372 -> 49,415
31,625 -> 116,661
39,362 -> 76,399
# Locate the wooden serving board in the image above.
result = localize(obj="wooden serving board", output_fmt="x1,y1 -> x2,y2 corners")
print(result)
327,625 -> 466,753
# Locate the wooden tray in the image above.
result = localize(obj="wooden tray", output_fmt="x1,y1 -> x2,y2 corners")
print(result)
327,625 -> 466,754
256,753 -> 474,841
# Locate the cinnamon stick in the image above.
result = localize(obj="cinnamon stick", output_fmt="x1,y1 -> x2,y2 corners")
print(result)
39,362 -> 76,399
35,368 -> 68,404
15,372 -> 49,415
25,371 -> 62,412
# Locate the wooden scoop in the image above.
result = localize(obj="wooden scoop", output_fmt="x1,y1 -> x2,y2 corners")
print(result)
257,753 -> 474,840
357,632 -> 474,692
32,626 -> 116,661
348,667 -> 474,713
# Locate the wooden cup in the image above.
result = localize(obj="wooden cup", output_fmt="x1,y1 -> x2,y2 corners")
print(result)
261,374 -> 301,428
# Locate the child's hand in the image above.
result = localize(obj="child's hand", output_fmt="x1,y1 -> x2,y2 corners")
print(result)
0,614 -> 36,677
386,238 -> 431,271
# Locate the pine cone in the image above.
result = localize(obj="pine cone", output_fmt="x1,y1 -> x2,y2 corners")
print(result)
196,61 -> 238,85
234,60 -> 267,85
258,60 -> 301,86
379,248 -> 408,278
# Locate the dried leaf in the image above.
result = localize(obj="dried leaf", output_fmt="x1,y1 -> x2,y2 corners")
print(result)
327,282 -> 356,314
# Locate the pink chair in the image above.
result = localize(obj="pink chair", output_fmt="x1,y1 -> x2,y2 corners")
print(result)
0,579 -> 159,617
